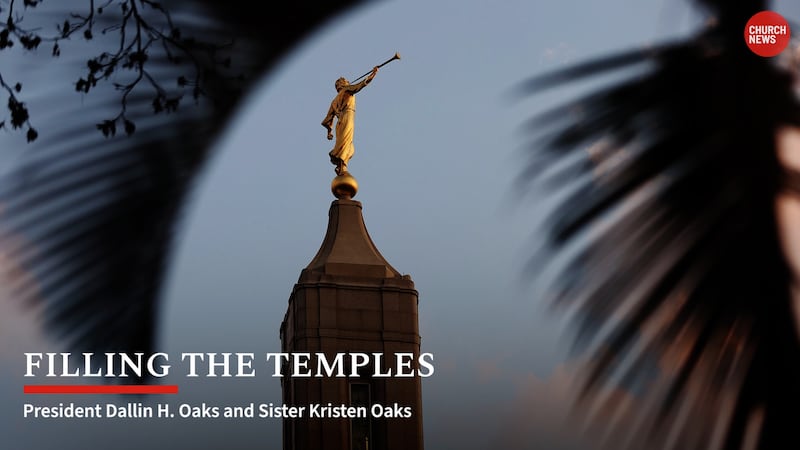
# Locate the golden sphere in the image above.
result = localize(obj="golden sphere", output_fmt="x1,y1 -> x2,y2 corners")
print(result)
331,172 -> 358,199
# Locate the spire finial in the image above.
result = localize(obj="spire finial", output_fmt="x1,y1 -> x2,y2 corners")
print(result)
331,172 -> 358,199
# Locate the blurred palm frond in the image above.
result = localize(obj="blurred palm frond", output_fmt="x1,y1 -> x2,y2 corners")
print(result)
0,0 -> 370,359
516,0 -> 800,448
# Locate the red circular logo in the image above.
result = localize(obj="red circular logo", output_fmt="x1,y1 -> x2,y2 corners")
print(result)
744,11 -> 791,57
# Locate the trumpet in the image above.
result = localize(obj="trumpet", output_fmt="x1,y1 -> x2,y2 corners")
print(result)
351,52 -> 401,82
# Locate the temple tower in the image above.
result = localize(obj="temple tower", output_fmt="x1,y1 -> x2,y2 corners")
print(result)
280,173 -> 424,450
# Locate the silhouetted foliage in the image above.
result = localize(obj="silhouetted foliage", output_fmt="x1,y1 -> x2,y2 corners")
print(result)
0,0 -> 239,142
0,0 -> 369,382
517,0 -> 800,448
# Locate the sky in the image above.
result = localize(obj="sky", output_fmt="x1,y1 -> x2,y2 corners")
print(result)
2,0 -> 800,449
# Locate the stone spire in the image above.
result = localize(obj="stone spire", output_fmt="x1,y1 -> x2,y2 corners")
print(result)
280,178 -> 424,450
301,198 -> 406,281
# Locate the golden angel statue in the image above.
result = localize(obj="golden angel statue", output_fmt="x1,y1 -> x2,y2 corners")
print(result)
321,66 -> 379,175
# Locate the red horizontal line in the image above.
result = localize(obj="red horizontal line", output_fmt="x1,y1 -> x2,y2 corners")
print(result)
24,385 -> 179,394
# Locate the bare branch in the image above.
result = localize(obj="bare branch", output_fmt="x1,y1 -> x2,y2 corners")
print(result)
0,0 -> 242,141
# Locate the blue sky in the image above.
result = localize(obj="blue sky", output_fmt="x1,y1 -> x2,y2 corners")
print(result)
3,0 -> 800,449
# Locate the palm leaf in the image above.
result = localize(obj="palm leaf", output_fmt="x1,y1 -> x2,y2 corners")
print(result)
516,0 -> 800,448
0,0 -> 369,363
